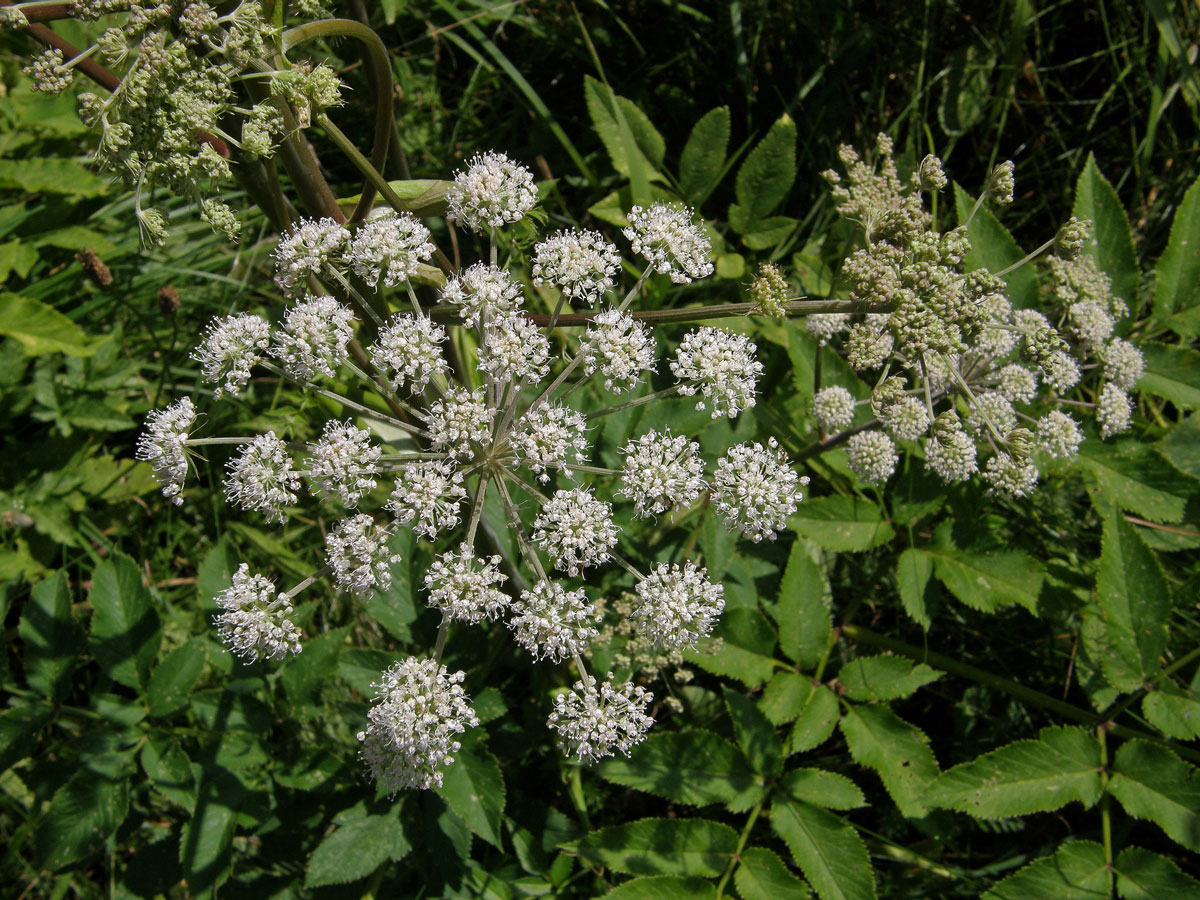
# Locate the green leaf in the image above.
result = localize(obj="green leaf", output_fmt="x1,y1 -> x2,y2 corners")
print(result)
686,607 -> 778,687
598,730 -> 758,807
0,239 -> 38,281
1073,153 -> 1139,309
0,702 -> 52,774
435,739 -> 505,849
838,656 -> 941,702
19,569 -> 83,700
761,672 -> 811,725
771,798 -> 877,900
1153,173 -> 1200,325
839,705 -> 939,819
578,818 -> 738,877
954,185 -> 1039,309
305,811 -> 411,888
1075,433 -> 1193,523
180,770 -> 243,899
1092,513 -> 1169,691
0,158 -> 110,197
939,46 -> 994,136
281,627 -> 347,710
584,75 -> 664,204
1108,740 -> 1200,852
0,292 -> 100,357
146,640 -> 206,717
926,726 -> 1102,819
140,734 -> 195,810
89,555 -> 161,690
1115,845 -> 1200,899
724,687 -> 783,776
781,768 -> 865,810
338,178 -> 451,218
600,876 -> 717,900
1142,690 -> 1200,740
980,841 -> 1109,900
734,846 -> 812,900
679,107 -> 730,207
736,215 -> 798,251
777,539 -> 831,666
1139,342 -> 1200,410
925,546 -> 1043,614
35,769 -> 129,870
731,113 -> 796,226
789,683 -> 841,754
789,496 -> 895,552
1157,415 -> 1200,479
895,548 -> 934,628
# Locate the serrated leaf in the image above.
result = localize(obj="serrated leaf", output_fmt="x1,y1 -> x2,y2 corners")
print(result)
777,540 -> 832,667
940,46 -> 994,136
789,496 -> 895,552
735,846 -> 812,900
598,730 -> 758,806
305,811 -> 411,888
980,841 -> 1109,900
925,546 -> 1042,614
579,818 -> 738,877
1157,415 -> 1200,478
1108,740 -> 1200,852
0,292 -> 100,357
1115,845 -> 1200,899
895,548 -> 933,628
771,798 -> 876,900
147,640 -> 206,717
737,215 -> 798,251
926,726 -> 1102,819
180,770 -> 243,899
35,769 -> 130,870
0,158 -> 110,197
435,739 -> 505,848
733,114 -> 796,225
761,672 -> 810,725
0,702 -> 52,774
1139,342 -> 1200,409
1073,153 -> 1139,309
1092,514 -> 1169,691
600,876 -> 717,900
838,656 -> 941,702
89,555 -> 161,690
724,687 -> 783,776
1154,172 -> 1200,325
839,704 -> 939,818
281,627 -> 347,710
954,185 -> 1039,309
680,107 -> 730,207
789,683 -> 841,754
1074,435 -> 1191,523
781,768 -> 865,810
19,569 -> 83,700
686,607 -> 779,687
584,75 -> 664,204
1142,690 -> 1200,740
140,734 -> 195,810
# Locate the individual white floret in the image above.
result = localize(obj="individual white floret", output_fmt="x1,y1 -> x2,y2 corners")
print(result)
270,296 -> 355,382
995,364 -> 1038,404
508,581 -> 600,663
424,545 -> 509,624
632,562 -> 724,649
348,212 -> 435,287
881,396 -> 931,442
326,513 -> 401,596
580,309 -> 656,393
547,677 -> 654,764
478,315 -> 550,382
224,432 -> 300,524
532,487 -> 618,576
370,315 -> 448,394
441,263 -> 523,322
447,150 -> 538,232
671,327 -> 763,418
306,420 -> 380,506
532,229 -> 621,302
812,386 -> 856,431
1036,410 -> 1083,459
982,453 -> 1038,498
623,203 -> 714,283
1097,382 -> 1132,438
192,313 -> 270,398
274,217 -> 347,295
356,658 -> 478,792
386,460 -> 467,538
425,388 -> 496,459
847,430 -> 898,484
213,564 -> 302,663
1099,338 -> 1144,391
617,429 -> 706,518
712,438 -> 807,542
509,404 -> 589,482
136,397 -> 196,506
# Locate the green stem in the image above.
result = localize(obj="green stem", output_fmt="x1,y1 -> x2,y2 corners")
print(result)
714,791 -> 768,900
992,236 -> 1055,279
1098,724 -> 1115,894
584,384 -> 683,421
1100,644 -> 1200,723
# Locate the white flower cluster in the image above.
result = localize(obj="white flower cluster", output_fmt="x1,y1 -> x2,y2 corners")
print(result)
671,327 -> 764,418
213,564 -> 302,663
447,150 -> 539,232
548,677 -> 655,764
135,397 -> 196,505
